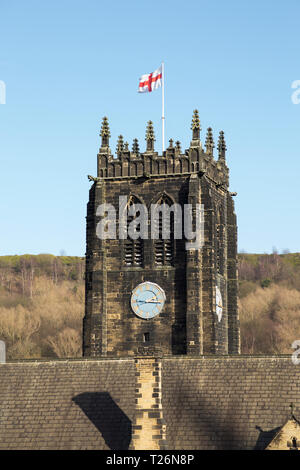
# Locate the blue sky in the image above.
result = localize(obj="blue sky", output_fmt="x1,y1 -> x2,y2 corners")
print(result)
0,0 -> 299,255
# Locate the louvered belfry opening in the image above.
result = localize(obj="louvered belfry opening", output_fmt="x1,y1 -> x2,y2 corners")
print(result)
154,195 -> 175,266
123,196 -> 143,266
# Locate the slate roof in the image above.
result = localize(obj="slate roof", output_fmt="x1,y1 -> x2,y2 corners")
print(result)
163,356 -> 300,450
0,359 -> 135,450
0,355 -> 299,450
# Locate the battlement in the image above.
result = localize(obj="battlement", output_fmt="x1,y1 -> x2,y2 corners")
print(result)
96,111 -> 229,188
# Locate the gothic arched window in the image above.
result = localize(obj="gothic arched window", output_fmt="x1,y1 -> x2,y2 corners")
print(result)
123,196 -> 144,266
152,194 -> 175,266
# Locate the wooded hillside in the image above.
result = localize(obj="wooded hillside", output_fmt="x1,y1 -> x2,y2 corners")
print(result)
0,255 -> 84,359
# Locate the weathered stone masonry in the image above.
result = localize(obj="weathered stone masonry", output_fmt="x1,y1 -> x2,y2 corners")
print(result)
83,111 -> 240,358
130,357 -> 167,450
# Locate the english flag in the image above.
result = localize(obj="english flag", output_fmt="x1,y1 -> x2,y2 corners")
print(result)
138,65 -> 162,93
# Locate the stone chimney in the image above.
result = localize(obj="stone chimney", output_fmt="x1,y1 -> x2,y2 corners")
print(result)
130,357 -> 167,450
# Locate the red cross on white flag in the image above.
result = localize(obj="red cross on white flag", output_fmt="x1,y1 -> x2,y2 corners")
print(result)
138,63 -> 165,153
138,65 -> 163,93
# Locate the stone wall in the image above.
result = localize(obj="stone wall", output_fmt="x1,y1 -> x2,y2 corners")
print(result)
130,357 -> 167,450
83,173 -> 238,357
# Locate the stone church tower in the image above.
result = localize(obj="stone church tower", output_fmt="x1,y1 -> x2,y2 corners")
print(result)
83,111 -> 240,357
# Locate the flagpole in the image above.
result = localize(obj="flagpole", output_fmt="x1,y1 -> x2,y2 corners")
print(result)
162,61 -> 165,154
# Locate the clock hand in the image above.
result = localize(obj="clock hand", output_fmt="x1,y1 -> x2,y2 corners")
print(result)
136,299 -> 162,304
145,296 -> 162,303
137,295 -> 155,302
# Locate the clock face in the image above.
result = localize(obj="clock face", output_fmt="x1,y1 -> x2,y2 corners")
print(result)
216,286 -> 223,323
131,282 -> 166,319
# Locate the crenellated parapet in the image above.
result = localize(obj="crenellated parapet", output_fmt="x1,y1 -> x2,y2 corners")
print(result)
97,111 -> 229,188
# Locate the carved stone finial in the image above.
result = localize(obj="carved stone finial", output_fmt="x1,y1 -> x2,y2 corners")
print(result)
124,141 -> 129,152
168,138 -> 174,149
218,131 -> 227,160
100,116 -> 110,148
205,127 -> 215,156
145,120 -> 155,152
175,140 -> 181,152
116,135 -> 124,157
132,138 -> 140,155
191,109 -> 201,140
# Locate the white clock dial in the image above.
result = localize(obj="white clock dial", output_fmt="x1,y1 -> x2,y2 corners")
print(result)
131,282 -> 166,320
216,286 -> 223,323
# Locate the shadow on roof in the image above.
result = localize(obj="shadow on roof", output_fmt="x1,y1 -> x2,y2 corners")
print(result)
72,392 -> 132,450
